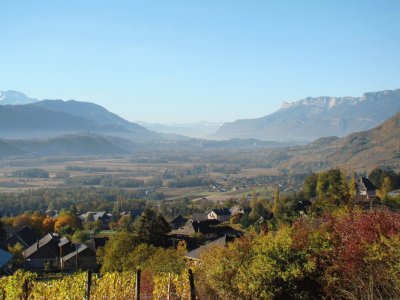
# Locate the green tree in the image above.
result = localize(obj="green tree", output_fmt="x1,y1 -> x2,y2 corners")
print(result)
71,230 -> 90,243
117,214 -> 134,232
138,209 -> 170,247
97,231 -> 139,274
303,173 -> 318,199
0,217 -> 6,250
379,176 -> 394,202
272,186 -> 280,215
8,243 -> 24,267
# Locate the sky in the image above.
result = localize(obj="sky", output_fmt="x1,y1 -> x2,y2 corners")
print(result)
0,1 -> 399,124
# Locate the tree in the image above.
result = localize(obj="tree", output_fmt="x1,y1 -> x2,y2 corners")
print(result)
137,209 -> 170,247
348,173 -> 357,198
303,173 -> 318,199
97,231 -> 139,274
54,214 -> 78,232
147,247 -> 185,274
198,237 -> 253,299
42,216 -> 55,234
117,215 -> 134,232
12,214 -> 30,227
30,211 -> 45,234
379,176 -> 394,201
0,217 -> 7,250
8,243 -> 24,267
273,185 -> 280,215
71,230 -> 90,243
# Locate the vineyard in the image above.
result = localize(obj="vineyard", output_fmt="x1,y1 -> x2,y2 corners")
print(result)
0,269 -> 193,300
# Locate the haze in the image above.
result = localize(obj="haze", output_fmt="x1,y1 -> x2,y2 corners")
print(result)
1,0 -> 399,123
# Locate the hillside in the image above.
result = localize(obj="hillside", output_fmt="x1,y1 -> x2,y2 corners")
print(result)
33,100 -> 145,133
0,93 -> 157,140
216,88 -> 400,141
3,133 -> 133,157
278,111 -> 400,172
0,140 -> 26,158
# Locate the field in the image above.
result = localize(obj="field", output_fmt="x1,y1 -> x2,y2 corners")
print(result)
0,154 -> 286,202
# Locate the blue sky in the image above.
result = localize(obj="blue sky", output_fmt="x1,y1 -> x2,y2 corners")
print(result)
1,1 -> 399,123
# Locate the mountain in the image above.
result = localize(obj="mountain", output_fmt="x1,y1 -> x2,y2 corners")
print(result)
33,100 -> 144,132
216,88 -> 400,142
277,111 -> 400,172
138,121 -> 222,139
0,90 -> 38,105
0,92 -> 158,140
1,133 -> 133,157
0,140 -> 26,158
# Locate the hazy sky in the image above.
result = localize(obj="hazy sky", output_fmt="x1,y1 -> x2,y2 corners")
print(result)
1,1 -> 399,124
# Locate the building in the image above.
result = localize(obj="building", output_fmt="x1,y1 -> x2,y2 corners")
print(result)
356,177 -> 378,198
60,244 -> 97,271
5,226 -> 38,249
22,233 -> 61,270
169,215 -> 188,230
0,249 -> 13,274
206,208 -> 231,222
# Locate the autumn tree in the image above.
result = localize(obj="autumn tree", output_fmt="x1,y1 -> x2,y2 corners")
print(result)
117,214 -> 134,232
12,214 -> 30,227
42,216 -> 55,234
54,214 -> 79,233
379,176 -> 395,201
98,231 -> 139,274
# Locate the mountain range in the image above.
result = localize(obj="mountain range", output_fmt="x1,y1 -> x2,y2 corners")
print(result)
0,88 -> 399,172
0,91 -> 157,140
216,89 -> 400,142
267,111 -> 400,172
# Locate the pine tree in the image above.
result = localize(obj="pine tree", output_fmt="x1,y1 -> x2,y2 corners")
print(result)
272,186 -> 280,215
0,217 -> 7,250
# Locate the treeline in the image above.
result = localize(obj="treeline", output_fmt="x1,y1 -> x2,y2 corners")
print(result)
9,168 -> 49,178
0,188 -> 147,216
65,166 -> 109,172
63,176 -> 145,188
167,176 -> 213,188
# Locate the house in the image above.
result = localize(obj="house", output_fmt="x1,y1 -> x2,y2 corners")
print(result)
60,244 -> 97,271
58,237 -> 75,259
5,226 -> 38,249
22,233 -> 61,270
168,219 -> 241,250
229,205 -> 245,217
388,189 -> 400,197
356,177 -> 378,198
354,177 -> 380,209
0,248 -> 13,274
169,215 -> 188,230
79,211 -> 111,224
185,235 -> 227,261
191,213 -> 208,221
86,237 -> 109,252
206,208 -> 231,222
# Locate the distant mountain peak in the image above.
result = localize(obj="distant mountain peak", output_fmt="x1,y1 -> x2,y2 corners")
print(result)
217,87 -> 400,142
0,90 -> 38,105
281,95 -> 362,110
280,89 -> 400,111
